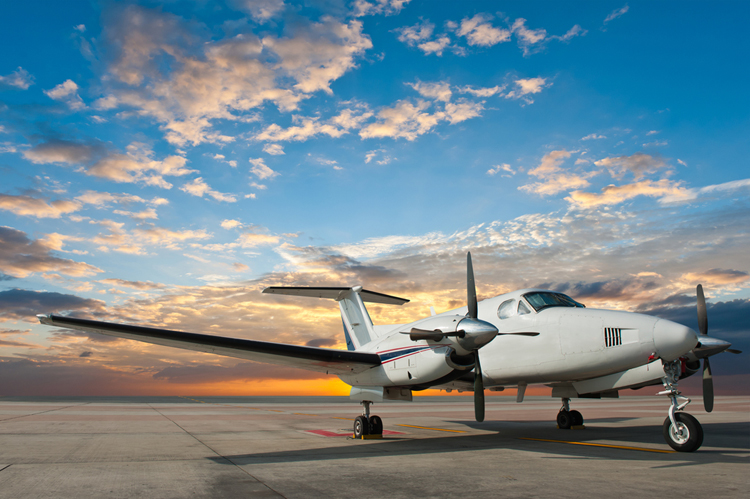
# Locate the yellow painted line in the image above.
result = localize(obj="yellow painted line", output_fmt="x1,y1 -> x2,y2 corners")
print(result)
518,437 -> 676,454
332,417 -> 354,421
293,413 -> 319,416
396,424 -> 467,433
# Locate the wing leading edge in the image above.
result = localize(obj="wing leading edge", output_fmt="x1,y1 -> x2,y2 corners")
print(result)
37,314 -> 381,375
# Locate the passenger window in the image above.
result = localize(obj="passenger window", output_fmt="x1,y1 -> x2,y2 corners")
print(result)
497,299 -> 516,319
518,300 -> 532,315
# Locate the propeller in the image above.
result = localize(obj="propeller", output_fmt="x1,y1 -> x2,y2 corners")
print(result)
697,284 -> 713,412
467,252 -> 486,422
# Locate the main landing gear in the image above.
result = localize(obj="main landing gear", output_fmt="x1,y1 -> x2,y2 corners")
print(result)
660,359 -> 703,452
353,401 -> 384,439
556,397 -> 584,429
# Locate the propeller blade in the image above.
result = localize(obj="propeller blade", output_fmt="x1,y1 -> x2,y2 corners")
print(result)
726,348 -> 742,354
703,357 -> 714,413
405,329 -> 466,341
474,351 -> 485,422
467,252 -> 477,319
697,284 -> 708,336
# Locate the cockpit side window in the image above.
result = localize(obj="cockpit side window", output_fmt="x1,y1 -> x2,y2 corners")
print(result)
523,292 -> 585,312
518,300 -> 532,315
497,299 -> 516,319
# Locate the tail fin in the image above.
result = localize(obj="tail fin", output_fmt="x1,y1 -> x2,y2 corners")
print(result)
262,286 -> 409,350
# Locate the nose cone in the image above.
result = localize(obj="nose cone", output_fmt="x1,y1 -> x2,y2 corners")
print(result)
653,319 -> 698,361
456,317 -> 498,351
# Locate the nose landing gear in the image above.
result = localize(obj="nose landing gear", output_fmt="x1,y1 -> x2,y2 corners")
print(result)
660,360 -> 703,452
556,398 -> 584,429
353,401 -> 384,439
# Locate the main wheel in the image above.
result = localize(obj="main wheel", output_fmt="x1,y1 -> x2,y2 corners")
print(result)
569,410 -> 584,426
369,415 -> 383,435
353,415 -> 370,438
663,412 -> 703,452
557,410 -> 572,429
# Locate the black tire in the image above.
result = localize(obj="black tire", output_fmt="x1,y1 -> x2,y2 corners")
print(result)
569,410 -> 584,426
662,412 -> 703,452
353,416 -> 370,438
557,410 -> 572,429
369,415 -> 383,435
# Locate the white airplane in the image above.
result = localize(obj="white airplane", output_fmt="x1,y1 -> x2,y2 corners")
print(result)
38,253 -> 740,452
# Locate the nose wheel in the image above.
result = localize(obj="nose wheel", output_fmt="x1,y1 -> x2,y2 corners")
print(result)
557,398 -> 584,429
659,360 -> 703,452
353,401 -> 384,439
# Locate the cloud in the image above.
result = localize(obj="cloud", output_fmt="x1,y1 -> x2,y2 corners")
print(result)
249,158 -> 280,180
505,77 -> 551,103
511,18 -> 546,56
229,0 -> 285,22
256,108 -> 373,142
99,278 -> 165,290
487,164 -> 514,177
0,226 -> 102,278
594,152 -> 669,180
23,139 -> 104,165
0,288 -> 105,320
407,80 -> 452,102
353,0 -> 412,17
458,85 -> 506,97
582,133 -> 606,141
519,150 -> 593,196
263,143 -> 285,155
565,179 -> 693,209
0,67 -> 34,89
394,20 -> 453,56
681,269 -> 749,287
221,219 -> 243,230
0,194 -> 81,219
180,177 -> 237,203
455,14 -> 511,47
359,100 -> 442,141
44,80 -> 86,110
96,5 -> 373,146
604,5 -> 630,24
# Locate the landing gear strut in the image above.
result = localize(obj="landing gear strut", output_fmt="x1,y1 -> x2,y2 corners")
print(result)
660,360 -> 703,452
557,397 -> 584,429
353,401 -> 384,438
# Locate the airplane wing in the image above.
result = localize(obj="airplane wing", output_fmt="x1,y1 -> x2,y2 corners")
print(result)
37,314 -> 381,375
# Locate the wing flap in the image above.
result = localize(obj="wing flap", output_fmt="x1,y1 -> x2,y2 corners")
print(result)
38,314 -> 381,375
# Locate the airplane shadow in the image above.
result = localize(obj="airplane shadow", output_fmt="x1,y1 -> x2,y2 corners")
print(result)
208,420 -> 749,467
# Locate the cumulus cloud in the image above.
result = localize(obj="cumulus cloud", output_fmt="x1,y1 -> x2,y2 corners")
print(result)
95,5 -> 373,146
23,139 -> 104,165
229,0 -> 285,21
407,80 -> 452,102
0,67 -> 34,89
263,143 -> 285,155
458,85 -> 506,97
256,108 -> 373,142
487,164 -> 514,177
0,227 -> 102,278
0,289 -> 105,320
180,177 -> 237,203
504,77 -> 551,104
0,194 -> 81,219
565,179 -> 693,209
99,278 -> 165,290
594,152 -> 669,180
455,14 -> 511,47
44,80 -> 86,110
353,0 -> 411,17
249,158 -> 280,180
519,150 -> 592,196
359,100 -> 441,141
582,133 -> 606,141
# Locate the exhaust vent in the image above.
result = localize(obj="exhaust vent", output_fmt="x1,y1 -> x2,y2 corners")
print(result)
604,327 -> 622,347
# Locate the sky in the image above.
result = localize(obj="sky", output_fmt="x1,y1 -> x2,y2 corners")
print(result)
1,0 -> 749,398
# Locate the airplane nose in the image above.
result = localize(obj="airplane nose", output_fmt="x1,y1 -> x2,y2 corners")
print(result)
653,319 -> 698,361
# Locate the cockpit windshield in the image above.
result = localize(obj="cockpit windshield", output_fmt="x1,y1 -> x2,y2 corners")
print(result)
522,292 -> 585,312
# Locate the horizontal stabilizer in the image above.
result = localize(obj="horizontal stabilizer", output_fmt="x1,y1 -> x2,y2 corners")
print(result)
263,286 -> 409,305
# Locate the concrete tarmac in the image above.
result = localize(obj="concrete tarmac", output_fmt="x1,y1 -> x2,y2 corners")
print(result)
0,395 -> 748,498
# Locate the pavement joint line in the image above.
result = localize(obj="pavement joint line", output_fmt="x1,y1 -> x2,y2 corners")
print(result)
396,424 -> 467,433
518,437 -> 677,453
0,465 -> 11,473
0,402 -> 91,423
147,403 -> 287,498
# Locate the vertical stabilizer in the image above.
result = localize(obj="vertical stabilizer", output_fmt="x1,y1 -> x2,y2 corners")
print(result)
338,286 -> 376,350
